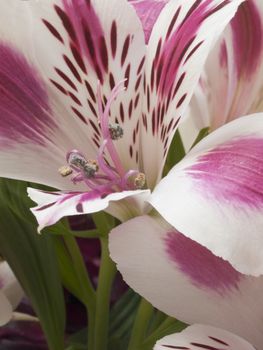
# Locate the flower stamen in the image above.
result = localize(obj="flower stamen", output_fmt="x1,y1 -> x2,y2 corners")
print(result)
60,80 -> 146,195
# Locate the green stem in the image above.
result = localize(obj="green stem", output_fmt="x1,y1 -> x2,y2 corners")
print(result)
127,298 -> 154,350
63,235 -> 96,349
93,236 -> 117,350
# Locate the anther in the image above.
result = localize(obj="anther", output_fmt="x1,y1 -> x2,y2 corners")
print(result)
109,123 -> 124,140
83,160 -> 99,178
134,173 -> 146,189
59,165 -> 73,177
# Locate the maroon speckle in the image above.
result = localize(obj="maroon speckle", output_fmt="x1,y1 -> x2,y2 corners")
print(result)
184,40 -> 203,63
71,106 -> 87,124
166,6 -> 181,39
172,72 -> 186,99
54,5 -> 77,42
111,21 -> 117,58
55,67 -> 77,91
70,44 -> 87,73
176,93 -> 187,108
125,64 -> 131,88
92,137 -> 100,148
147,86 -> 150,112
135,74 -> 142,91
76,203 -> 84,213
42,19 -> 64,44
99,36 -> 109,72
134,93 -> 140,109
36,202 -> 56,211
50,79 -> 67,95
68,92 -> 82,106
191,343 -> 221,350
119,103 -> 125,123
88,100 -> 97,117
128,100 -> 133,119
203,0 -> 230,19
121,36 -> 130,66
85,80 -> 96,102
109,73 -> 115,90
137,56 -> 145,75
209,337 -> 229,346
162,346 -> 189,349
84,24 -> 96,58
129,145 -> 133,158
89,119 -> 100,135
63,55 -> 82,82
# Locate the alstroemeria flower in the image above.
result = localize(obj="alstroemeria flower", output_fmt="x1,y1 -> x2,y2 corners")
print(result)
191,0 -> 263,130
110,114 -> 263,348
0,261 -> 24,326
155,325 -> 256,350
0,0 -> 243,231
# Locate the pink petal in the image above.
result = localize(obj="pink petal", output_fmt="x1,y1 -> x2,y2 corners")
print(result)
129,0 -> 169,43
149,114 -> 263,276
109,215 -> 263,348
155,325 -> 255,350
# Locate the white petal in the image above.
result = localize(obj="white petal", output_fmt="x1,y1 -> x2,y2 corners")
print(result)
192,0 -> 263,130
155,324 -> 255,350
140,0 -> 245,188
0,262 -> 24,310
109,215 -> 263,349
149,114 -> 263,276
0,291 -> 12,326
0,0 -> 145,188
28,187 -> 150,232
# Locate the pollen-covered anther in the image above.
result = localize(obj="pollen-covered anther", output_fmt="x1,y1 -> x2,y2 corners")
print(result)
134,173 -> 146,189
59,165 -> 73,177
109,123 -> 124,140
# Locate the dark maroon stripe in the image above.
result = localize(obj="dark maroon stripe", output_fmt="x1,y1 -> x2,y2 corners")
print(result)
54,5 -> 77,42
85,80 -> 96,102
166,6 -> 181,39
55,68 -> 77,91
191,343 -> 221,350
71,106 -> 87,124
36,202 -> 56,211
70,44 -> 87,73
42,19 -> 64,44
63,55 -> 82,82
209,337 -> 229,346
184,41 -> 203,63
121,36 -> 130,66
50,79 -> 67,95
99,36 -> 109,72
111,21 -> 117,58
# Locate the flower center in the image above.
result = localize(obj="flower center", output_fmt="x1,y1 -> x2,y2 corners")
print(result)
59,80 -> 145,194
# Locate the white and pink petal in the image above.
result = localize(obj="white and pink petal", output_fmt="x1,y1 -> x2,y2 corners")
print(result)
150,114 -> 263,276
193,0 -> 263,130
28,187 -> 150,232
154,325 -> 256,350
109,215 -> 263,349
0,0 -> 145,189
140,0 -> 245,188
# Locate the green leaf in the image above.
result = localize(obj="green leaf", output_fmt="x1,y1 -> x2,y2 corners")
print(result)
190,127 -> 210,149
163,129 -> 186,176
0,179 -> 66,350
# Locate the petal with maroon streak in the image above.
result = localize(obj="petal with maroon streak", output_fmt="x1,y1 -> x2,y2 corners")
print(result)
155,325 -> 255,350
109,215 -> 263,349
150,114 -> 263,276
140,0 -> 245,188
192,0 -> 263,130
28,187 -> 149,232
